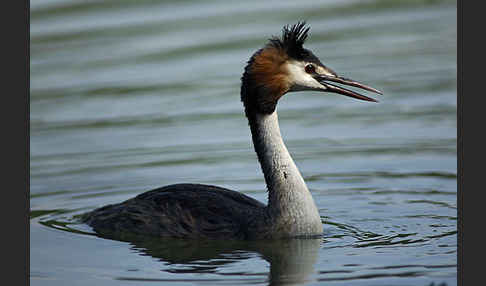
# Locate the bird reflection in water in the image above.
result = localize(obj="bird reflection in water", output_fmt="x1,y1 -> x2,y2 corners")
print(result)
110,234 -> 321,285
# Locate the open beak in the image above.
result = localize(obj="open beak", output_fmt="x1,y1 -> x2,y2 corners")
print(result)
315,75 -> 383,102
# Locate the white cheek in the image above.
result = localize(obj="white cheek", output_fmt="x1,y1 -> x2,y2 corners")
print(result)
285,61 -> 323,90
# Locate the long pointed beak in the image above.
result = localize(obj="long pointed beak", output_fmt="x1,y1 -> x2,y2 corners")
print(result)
315,75 -> 382,102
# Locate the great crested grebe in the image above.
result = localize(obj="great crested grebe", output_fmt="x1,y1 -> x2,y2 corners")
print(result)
82,22 -> 382,240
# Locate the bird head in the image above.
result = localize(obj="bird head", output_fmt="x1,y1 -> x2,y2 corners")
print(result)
241,22 -> 382,115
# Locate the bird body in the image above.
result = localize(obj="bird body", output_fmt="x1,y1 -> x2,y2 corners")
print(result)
82,22 -> 381,240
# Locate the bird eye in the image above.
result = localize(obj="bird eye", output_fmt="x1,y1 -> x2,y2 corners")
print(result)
305,64 -> 315,74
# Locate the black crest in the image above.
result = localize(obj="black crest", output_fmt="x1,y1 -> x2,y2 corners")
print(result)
241,22 -> 321,116
269,21 -> 310,59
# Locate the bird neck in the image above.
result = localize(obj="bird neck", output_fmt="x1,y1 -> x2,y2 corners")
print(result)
247,109 -> 322,234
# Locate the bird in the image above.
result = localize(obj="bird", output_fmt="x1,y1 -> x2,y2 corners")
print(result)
81,22 -> 382,240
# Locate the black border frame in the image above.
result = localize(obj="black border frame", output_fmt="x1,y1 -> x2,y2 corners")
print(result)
457,2 -> 463,286
22,1 -> 466,286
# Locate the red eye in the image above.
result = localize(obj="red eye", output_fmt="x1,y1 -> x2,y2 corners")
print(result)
305,64 -> 315,74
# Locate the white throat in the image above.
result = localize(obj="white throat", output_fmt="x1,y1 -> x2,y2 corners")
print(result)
252,111 -> 323,235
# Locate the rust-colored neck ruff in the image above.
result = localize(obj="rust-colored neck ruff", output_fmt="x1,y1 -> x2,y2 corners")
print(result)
241,46 -> 290,115
250,47 -> 290,98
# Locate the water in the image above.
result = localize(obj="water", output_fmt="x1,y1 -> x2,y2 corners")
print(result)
30,0 -> 457,285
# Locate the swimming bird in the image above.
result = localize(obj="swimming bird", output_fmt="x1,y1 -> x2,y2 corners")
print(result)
82,22 -> 382,240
